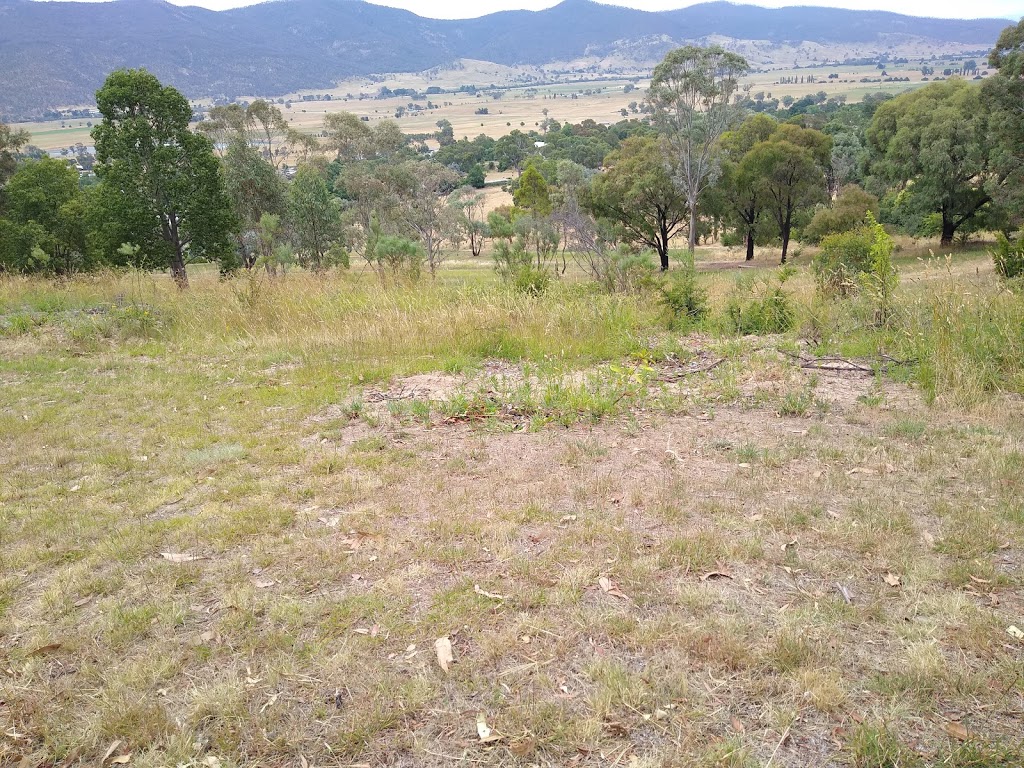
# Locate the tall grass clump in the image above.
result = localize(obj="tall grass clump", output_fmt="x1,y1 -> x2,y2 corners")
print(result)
725,267 -> 796,335
991,233 -> 1024,283
903,283 -> 1024,406
0,269 -> 667,377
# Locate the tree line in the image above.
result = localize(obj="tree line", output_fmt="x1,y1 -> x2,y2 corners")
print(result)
0,19 -> 1021,288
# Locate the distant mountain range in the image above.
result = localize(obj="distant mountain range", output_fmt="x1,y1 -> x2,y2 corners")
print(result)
0,0 -> 1010,119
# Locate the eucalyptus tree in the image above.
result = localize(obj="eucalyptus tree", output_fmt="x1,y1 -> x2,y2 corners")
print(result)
648,45 -> 749,260
92,69 -> 234,287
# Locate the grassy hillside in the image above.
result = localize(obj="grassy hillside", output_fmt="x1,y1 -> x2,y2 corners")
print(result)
2,248 -> 1023,766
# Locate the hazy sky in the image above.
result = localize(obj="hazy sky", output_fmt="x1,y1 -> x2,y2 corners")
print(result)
37,0 -> 1024,18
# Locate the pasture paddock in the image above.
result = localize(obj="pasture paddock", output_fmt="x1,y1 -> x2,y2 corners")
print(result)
2,249 -> 1022,767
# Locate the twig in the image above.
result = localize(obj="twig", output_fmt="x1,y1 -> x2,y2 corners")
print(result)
765,723 -> 792,768
657,358 -> 725,382
800,357 -> 873,372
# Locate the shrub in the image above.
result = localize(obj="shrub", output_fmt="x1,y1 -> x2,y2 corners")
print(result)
493,237 -> 549,296
585,247 -> 657,294
991,234 -> 1024,281
813,228 -> 873,297
804,184 -> 879,244
658,268 -> 708,330
371,235 -> 423,281
725,267 -> 796,335
858,213 -> 899,326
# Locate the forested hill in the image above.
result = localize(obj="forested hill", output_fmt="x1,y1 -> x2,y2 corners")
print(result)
0,0 -> 1009,119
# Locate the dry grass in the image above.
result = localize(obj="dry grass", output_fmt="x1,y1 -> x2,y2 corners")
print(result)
1,253 -> 1023,767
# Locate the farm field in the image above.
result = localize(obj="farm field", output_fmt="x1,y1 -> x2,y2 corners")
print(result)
2,247 -> 1023,767
19,53 -> 989,154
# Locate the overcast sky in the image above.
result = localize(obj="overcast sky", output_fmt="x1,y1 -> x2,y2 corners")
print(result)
37,0 -> 1024,18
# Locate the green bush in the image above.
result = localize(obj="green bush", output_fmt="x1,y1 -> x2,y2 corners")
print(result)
858,214 -> 899,326
493,237 -> 550,296
725,268 -> 796,335
597,248 -> 657,294
804,184 -> 880,244
813,228 -> 873,296
658,268 -> 708,330
991,234 -> 1024,281
371,235 -> 423,281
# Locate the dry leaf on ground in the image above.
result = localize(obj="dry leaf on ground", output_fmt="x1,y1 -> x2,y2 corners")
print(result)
101,741 -> 122,764
476,712 -> 502,743
474,584 -> 505,600
883,572 -> 902,587
598,576 -> 629,599
943,721 -> 970,741
434,636 -> 453,673
159,552 -> 206,563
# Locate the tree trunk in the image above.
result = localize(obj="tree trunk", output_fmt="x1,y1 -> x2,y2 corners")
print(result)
170,251 -> 189,289
745,232 -> 755,261
688,204 -> 697,262
779,208 -> 793,265
940,213 -> 955,246
658,244 -> 669,271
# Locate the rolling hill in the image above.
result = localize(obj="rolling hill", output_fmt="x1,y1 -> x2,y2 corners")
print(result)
0,0 -> 1010,119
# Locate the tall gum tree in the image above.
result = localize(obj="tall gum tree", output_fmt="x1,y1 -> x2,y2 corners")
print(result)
866,79 -> 992,246
92,69 -> 234,287
712,113 -> 777,261
648,45 -> 749,263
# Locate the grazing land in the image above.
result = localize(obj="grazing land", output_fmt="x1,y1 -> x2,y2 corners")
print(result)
2,246 -> 1023,767
22,54 -> 986,155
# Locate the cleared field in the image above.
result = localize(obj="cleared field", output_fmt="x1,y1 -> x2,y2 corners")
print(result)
21,52 -> 991,154
2,249 -> 1023,767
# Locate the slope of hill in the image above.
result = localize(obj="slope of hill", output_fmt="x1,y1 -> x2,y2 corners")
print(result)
0,0 -> 1008,119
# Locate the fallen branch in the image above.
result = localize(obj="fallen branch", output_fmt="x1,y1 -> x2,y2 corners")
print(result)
657,358 -> 725,382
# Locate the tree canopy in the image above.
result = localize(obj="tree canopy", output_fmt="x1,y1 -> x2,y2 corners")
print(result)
867,79 -> 993,245
92,69 -> 235,286
648,45 -> 749,258
586,136 -> 688,271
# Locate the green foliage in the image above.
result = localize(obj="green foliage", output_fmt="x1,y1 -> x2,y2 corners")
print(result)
658,267 -> 708,329
287,164 -> 345,271
465,164 -> 486,189
92,69 -> 235,287
813,214 -> 898,325
813,228 -> 874,297
725,268 -> 796,335
487,209 -> 515,241
991,233 -> 1024,281
513,163 -> 552,217
0,158 -> 92,275
598,248 -> 657,294
649,44 -> 750,254
858,213 -> 899,326
804,184 -> 879,244
738,124 -> 831,262
222,138 -> 285,269
985,20 -> 1024,230
492,237 -> 549,296
0,121 -> 30,188
867,80 -> 992,245
368,235 -> 423,282
585,136 -> 687,271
